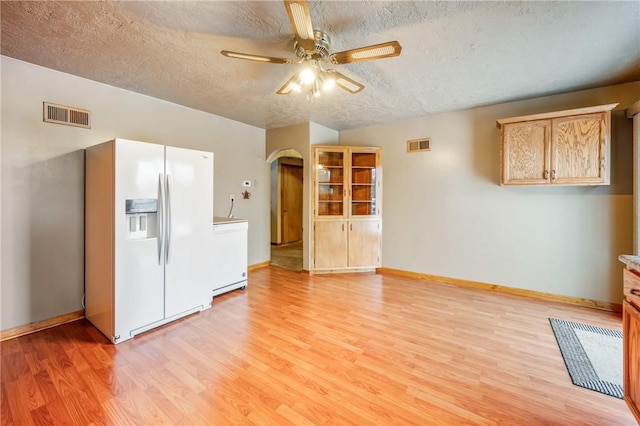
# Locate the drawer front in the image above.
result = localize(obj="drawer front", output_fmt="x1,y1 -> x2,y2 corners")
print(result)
624,269 -> 640,310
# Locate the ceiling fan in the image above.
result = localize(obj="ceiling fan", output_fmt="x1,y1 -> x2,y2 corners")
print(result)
220,0 -> 402,99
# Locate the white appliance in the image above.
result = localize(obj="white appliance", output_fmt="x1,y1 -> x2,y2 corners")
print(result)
212,218 -> 248,297
85,138 -> 214,344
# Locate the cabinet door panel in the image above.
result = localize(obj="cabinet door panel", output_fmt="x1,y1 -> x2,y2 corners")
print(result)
350,150 -> 381,217
624,301 -> 640,423
552,113 -> 607,184
315,149 -> 346,218
314,220 -> 347,269
502,120 -> 550,185
348,220 -> 380,268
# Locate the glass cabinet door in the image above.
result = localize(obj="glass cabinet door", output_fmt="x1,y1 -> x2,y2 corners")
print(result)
350,152 -> 377,216
316,150 -> 344,216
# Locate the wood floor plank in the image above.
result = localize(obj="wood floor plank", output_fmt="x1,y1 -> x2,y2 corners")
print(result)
0,266 -> 635,425
0,382 -> 13,425
15,372 -> 45,411
3,381 -> 32,425
61,386 -> 107,425
29,396 -> 74,425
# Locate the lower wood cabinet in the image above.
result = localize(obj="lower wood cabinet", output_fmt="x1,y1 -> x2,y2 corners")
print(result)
623,268 -> 640,424
313,219 -> 381,272
314,220 -> 348,270
347,220 -> 381,268
624,301 -> 640,423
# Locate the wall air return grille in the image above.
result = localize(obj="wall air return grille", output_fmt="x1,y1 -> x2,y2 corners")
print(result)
43,102 -> 91,129
407,138 -> 430,153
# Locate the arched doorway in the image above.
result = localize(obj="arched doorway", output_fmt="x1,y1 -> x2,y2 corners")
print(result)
268,149 -> 303,271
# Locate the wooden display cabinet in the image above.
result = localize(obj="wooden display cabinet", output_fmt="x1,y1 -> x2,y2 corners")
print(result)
497,103 -> 617,186
312,146 -> 382,273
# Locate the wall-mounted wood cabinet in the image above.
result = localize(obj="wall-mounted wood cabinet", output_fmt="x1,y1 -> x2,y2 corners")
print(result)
497,103 -> 618,186
312,146 -> 382,273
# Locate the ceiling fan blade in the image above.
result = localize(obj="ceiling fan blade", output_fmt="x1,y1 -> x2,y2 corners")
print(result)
331,70 -> 364,94
284,0 -> 315,50
277,73 -> 301,95
329,41 -> 402,64
221,50 -> 291,64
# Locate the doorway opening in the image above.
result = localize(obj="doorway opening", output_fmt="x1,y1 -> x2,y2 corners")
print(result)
269,151 -> 303,271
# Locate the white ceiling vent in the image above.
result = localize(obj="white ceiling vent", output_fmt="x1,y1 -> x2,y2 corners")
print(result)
407,138 -> 430,153
43,102 -> 91,129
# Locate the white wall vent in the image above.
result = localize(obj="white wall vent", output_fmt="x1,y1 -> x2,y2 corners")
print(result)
407,138 -> 430,153
43,102 -> 91,129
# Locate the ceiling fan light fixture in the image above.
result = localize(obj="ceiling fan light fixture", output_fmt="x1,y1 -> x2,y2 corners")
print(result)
319,71 -> 336,91
290,78 -> 302,93
313,79 -> 321,96
277,73 -> 303,95
300,67 -> 316,84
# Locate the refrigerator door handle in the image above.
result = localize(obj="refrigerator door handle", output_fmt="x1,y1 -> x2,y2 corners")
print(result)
165,174 -> 172,264
157,174 -> 164,265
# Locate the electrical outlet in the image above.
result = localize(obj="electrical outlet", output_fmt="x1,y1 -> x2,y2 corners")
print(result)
230,194 -> 234,202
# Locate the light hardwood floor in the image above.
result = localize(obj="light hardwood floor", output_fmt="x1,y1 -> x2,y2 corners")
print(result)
1,267 -> 635,425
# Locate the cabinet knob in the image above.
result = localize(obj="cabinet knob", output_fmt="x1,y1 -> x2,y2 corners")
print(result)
632,289 -> 640,296
551,169 -> 556,180
544,170 -> 549,179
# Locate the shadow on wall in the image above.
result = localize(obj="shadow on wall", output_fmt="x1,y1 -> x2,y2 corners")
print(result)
471,108 -> 501,184
610,109 -> 633,195
25,149 -> 85,323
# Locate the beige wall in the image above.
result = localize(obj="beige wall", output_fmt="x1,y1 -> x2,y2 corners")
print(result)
1,56 -> 269,330
340,82 -> 640,304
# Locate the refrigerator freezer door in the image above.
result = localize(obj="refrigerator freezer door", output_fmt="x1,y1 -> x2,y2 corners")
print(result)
164,146 -> 214,317
114,139 -> 166,339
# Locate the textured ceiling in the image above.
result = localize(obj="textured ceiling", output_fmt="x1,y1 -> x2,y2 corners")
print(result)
2,1 -> 639,131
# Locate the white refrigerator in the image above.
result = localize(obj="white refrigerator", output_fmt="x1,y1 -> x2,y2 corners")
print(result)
85,138 -> 214,343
